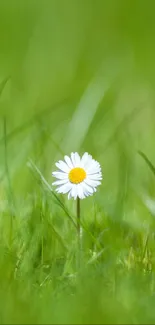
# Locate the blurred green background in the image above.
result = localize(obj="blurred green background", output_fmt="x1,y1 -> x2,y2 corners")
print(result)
1,0 -> 155,323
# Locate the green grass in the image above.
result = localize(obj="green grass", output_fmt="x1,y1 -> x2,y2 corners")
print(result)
1,0 -> 155,323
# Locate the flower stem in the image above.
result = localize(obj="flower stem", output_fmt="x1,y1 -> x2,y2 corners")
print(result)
76,197 -> 81,269
77,197 -> 80,238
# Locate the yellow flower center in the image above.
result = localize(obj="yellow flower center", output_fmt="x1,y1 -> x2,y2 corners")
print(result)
69,167 -> 86,184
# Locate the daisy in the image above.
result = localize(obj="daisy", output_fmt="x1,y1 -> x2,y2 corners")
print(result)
52,152 -> 102,200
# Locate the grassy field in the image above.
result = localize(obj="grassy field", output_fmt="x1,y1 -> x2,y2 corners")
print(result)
1,0 -> 155,323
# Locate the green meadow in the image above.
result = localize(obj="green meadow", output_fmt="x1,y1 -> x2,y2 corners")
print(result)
1,0 -> 155,323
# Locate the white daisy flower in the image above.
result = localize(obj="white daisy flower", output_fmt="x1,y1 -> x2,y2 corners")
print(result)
52,152 -> 102,200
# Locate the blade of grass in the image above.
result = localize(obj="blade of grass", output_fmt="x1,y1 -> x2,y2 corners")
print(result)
27,159 -> 76,228
47,220 -> 68,251
0,76 -> 10,97
138,150 -> 155,176
3,117 -> 16,245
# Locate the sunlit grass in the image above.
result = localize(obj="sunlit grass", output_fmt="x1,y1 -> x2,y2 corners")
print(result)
1,0 -> 155,323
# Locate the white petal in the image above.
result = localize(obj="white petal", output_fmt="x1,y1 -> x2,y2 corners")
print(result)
52,171 -> 68,179
81,183 -> 92,198
81,152 -> 89,165
82,182 -> 94,194
85,158 -> 95,170
81,152 -> 92,168
86,160 -> 101,174
77,184 -> 85,199
68,191 -> 72,199
64,155 -> 73,169
74,152 -> 81,167
85,178 -> 101,187
88,173 -> 102,180
71,184 -> 78,200
52,179 -> 68,186
55,160 -> 70,173
71,152 -> 76,167
56,182 -> 72,194
87,166 -> 102,175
